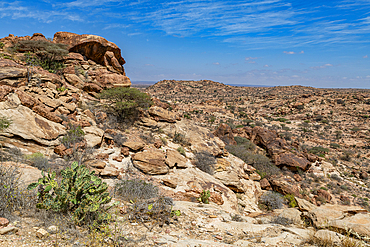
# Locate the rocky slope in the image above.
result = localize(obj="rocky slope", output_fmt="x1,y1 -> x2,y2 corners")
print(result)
0,34 -> 370,246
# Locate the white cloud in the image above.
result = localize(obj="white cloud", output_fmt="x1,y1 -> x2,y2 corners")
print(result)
300,51 -> 304,54
364,55 -> 368,58
283,51 -> 295,54
310,63 -> 334,70
213,62 -> 220,65
245,57 -> 258,60
263,64 -> 271,67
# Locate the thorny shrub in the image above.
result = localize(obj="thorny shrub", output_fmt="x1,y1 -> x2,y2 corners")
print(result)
259,191 -> 285,211
193,151 -> 216,175
0,165 -> 35,217
114,178 -> 159,203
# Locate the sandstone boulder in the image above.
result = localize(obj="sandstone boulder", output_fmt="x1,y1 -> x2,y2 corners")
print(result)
165,149 -> 188,168
274,152 -> 311,171
304,204 -> 367,228
122,141 -> 145,151
149,106 -> 177,123
132,150 -> 169,175
83,126 -> 104,147
0,93 -> 66,146
213,171 -> 244,192
53,32 -> 126,75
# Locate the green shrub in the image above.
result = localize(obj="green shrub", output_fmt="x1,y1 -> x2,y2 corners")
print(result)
61,124 -> 85,149
56,86 -> 68,92
0,42 -> 4,49
14,40 -> 68,73
0,115 -> 11,132
193,151 -> 216,175
25,152 -> 50,171
27,161 -> 113,225
99,87 -> 152,122
114,178 -> 159,203
284,194 -> 297,208
177,146 -> 186,156
198,190 -> 211,204
259,191 -> 285,211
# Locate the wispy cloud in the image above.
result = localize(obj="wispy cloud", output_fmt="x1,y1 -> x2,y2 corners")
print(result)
0,1 -> 83,22
310,63 -> 334,70
364,55 -> 368,58
283,51 -> 295,54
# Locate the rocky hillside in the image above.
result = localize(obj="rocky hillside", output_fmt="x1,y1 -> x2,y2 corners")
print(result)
0,34 -> 370,246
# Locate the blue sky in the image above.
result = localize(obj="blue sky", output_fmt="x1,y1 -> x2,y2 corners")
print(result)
1,0 -> 370,88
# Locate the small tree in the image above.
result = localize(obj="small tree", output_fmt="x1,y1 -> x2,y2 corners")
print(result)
99,87 -> 152,123
13,40 -> 68,73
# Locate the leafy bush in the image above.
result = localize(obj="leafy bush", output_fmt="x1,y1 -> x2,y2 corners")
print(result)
114,178 -> 159,203
25,152 -> 50,171
259,191 -> 285,211
284,194 -> 297,208
193,151 -> 216,175
27,161 -> 113,225
198,190 -> 211,204
99,87 -> 152,122
61,124 -> 85,149
0,115 -> 11,132
0,165 -> 35,217
0,42 -> 4,49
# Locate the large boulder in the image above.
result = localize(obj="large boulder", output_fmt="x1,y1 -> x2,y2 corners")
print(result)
149,106 -> 177,123
132,150 -> 169,175
0,93 -> 66,146
53,32 -> 126,75
304,204 -> 367,229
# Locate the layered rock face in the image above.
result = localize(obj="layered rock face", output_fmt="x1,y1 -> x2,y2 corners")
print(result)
0,32 -> 131,152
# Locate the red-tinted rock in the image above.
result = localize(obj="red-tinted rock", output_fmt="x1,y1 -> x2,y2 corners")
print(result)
0,217 -> 9,227
53,32 -> 126,74
294,174 -> 303,182
275,152 -> 311,171
268,175 -> 301,197
317,189 -> 332,202
96,153 -> 109,160
33,104 -> 62,123
213,123 -> 236,145
83,83 -> 102,93
16,90 -> 37,108
260,178 -> 272,190
0,85 -> 14,101
54,144 -> 67,156
121,147 -> 130,156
